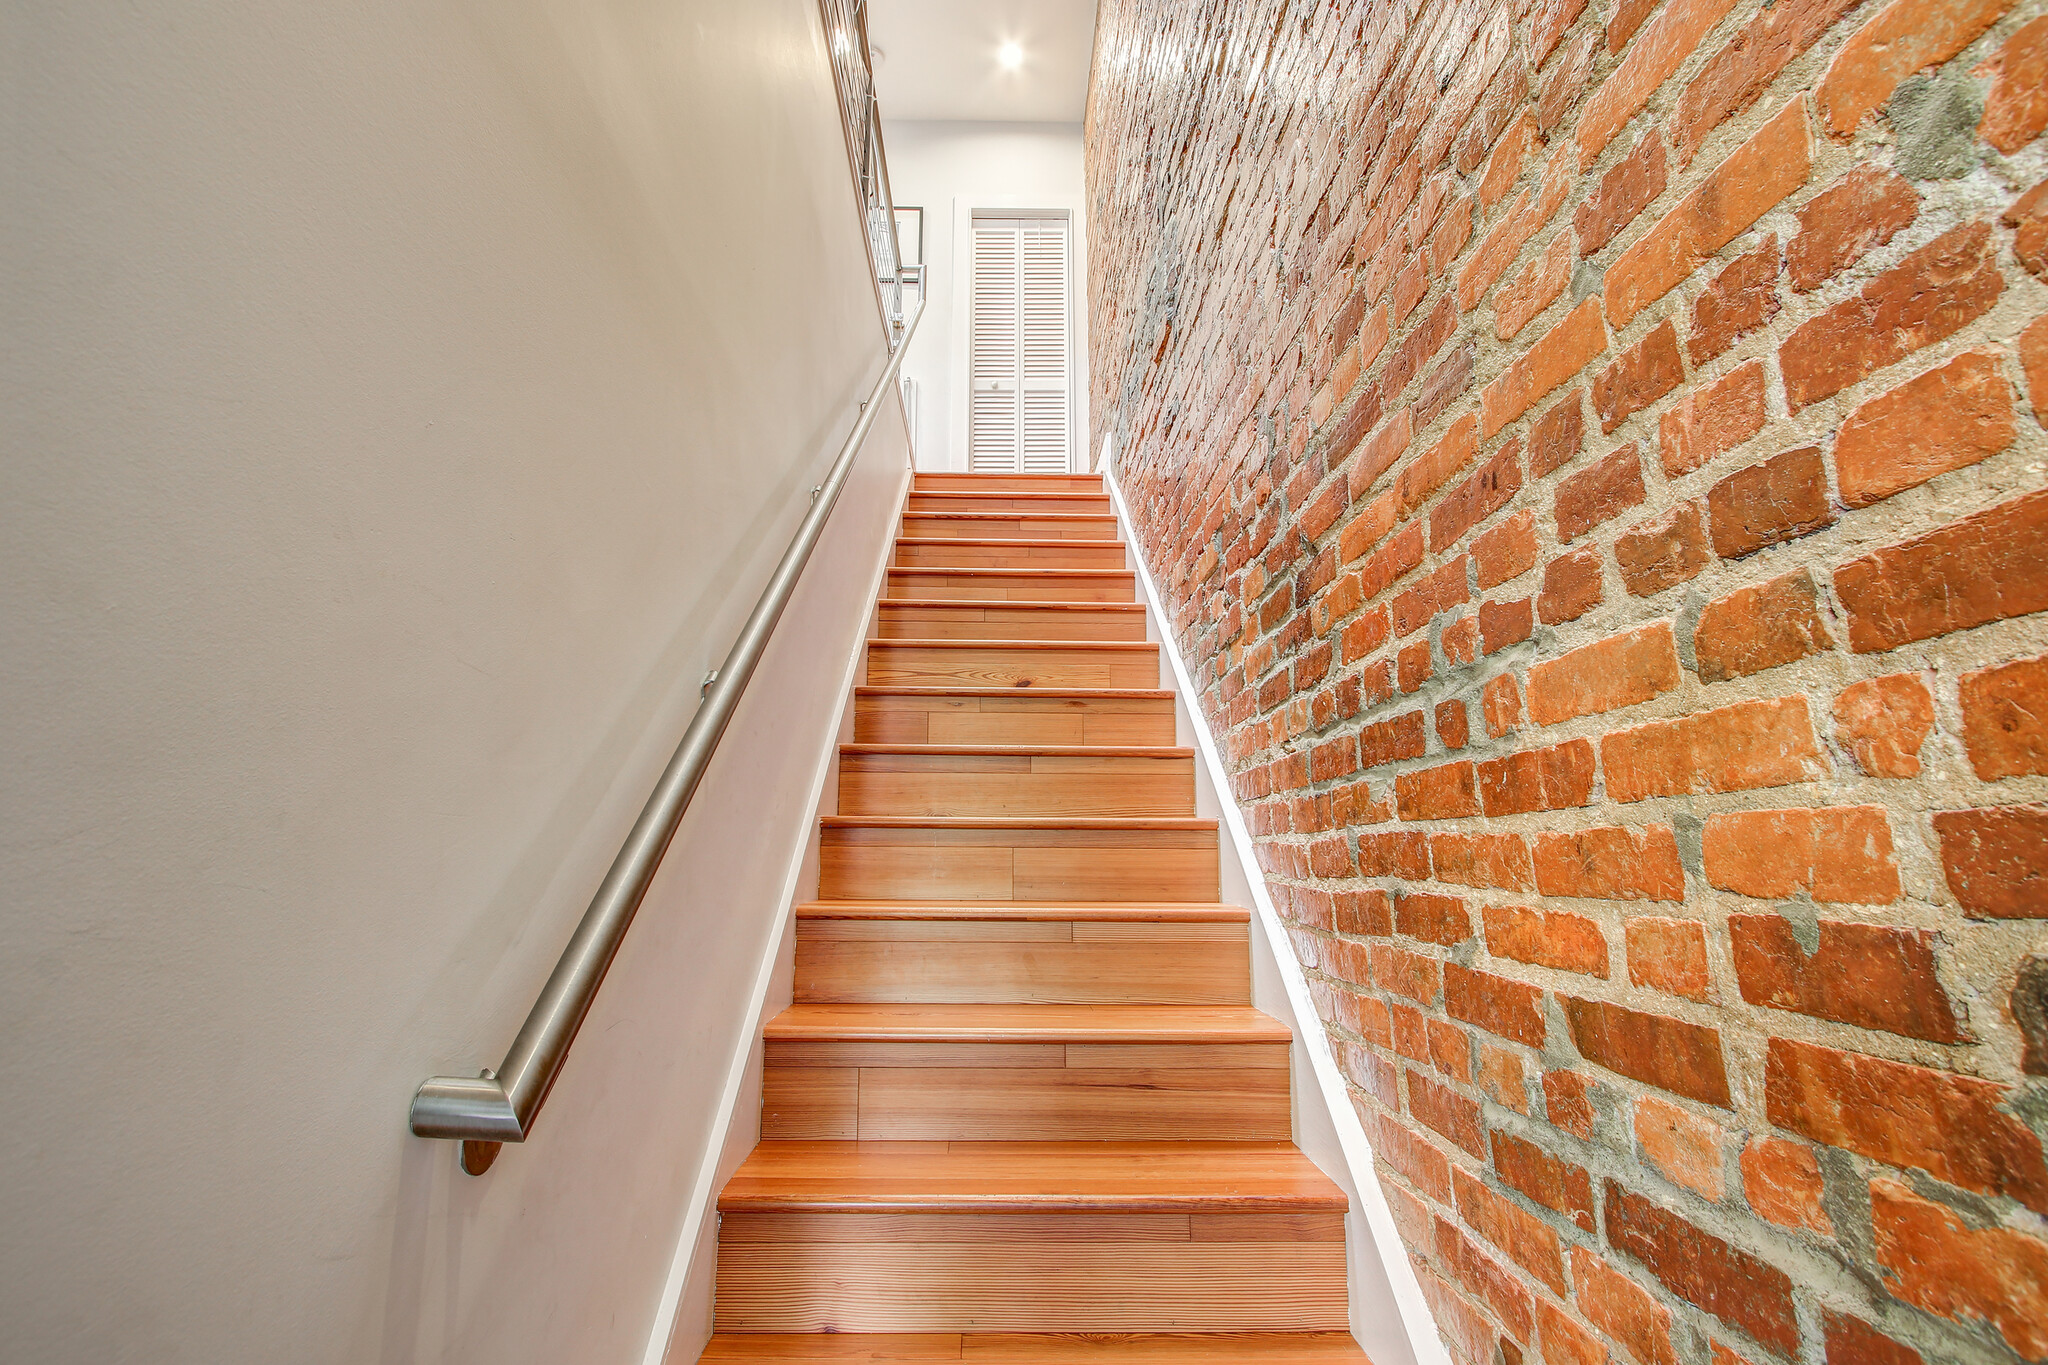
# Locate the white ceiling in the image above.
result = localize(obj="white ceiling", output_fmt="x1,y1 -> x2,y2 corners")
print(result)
866,0 -> 1100,124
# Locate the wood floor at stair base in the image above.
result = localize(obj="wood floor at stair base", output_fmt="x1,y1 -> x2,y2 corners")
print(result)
818,825 -> 1218,901
794,919 -> 1248,1005
853,691 -> 1174,746
712,1235 -> 1347,1332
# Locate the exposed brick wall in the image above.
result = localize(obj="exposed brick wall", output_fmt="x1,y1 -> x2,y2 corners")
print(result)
1084,1 -> 2048,1362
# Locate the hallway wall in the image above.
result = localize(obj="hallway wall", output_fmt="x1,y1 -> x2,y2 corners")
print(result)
1,3 -> 902,1361
1086,2 -> 2048,1364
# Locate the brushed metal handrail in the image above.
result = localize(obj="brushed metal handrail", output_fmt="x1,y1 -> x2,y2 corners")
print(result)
409,300 -> 922,1174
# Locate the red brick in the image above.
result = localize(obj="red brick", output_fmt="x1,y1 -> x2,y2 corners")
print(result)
1395,415 -> 1482,524
1395,761 -> 1477,821
1431,832 -> 1535,891
1742,1136 -> 1833,1236
1528,390 -> 1585,476
1359,710 -> 1428,770
1442,615 -> 1479,665
1409,1068 -> 1485,1156
1480,597 -> 1535,653
1397,639 -> 1433,693
1456,1165 -> 1568,1292
1477,740 -> 1598,816
1604,1181 -> 1798,1354
1429,1019 -> 1473,1085
1375,1111 -> 1453,1202
1572,1246 -> 1677,1365
1565,997 -> 1731,1105
1978,17 -> 2048,152
1431,444 -> 1524,553
1704,806 -> 1900,903
1482,299 -> 1607,439
1359,829 -> 1431,878
1817,0 -> 2016,138
1594,323 -> 1685,434
1494,1130 -> 1596,1231
1616,502 -> 1711,597
1731,913 -> 1958,1041
1669,0 -> 1860,166
1432,1215 -> 1533,1342
1483,673 -> 1523,738
2011,179 -> 2048,279
1539,28 -> 1603,134
1836,348 -> 2015,509
1787,165 -> 1917,291
1833,673 -> 1935,777
1780,221 -> 2005,409
1473,510 -> 1538,589
1577,0 -> 1743,163
1479,1042 -> 1530,1113
1530,0 -> 1590,66
1446,963 -> 1547,1047
1708,446 -> 1834,558
1414,1271 -> 1495,1365
1397,891 -> 1472,945
1345,405 -> 1414,499
1835,488 -> 2048,652
1484,902 -> 1610,977
1603,696 -> 1826,800
1687,236 -> 1781,364
1935,804 -> 2048,918
1537,825 -> 1686,902
1579,134 -> 1669,258
1766,1037 -> 2048,1212
1627,917 -> 1712,1001
1499,232 -> 1576,344
1607,100 -> 1811,328
1308,832 -> 1357,877
1556,443 -> 1646,542
1541,1303 -> 1608,1365
1961,653 -> 2048,780
1545,1069 -> 1598,1139
1481,110 -> 1541,210
1871,1178 -> 2048,1361
1435,698 -> 1470,751
1529,623 -> 1682,725
1372,943 -> 1444,1005
1634,1095 -> 1725,1198
1823,1312 -> 1925,1365
1335,889 -> 1395,937
1659,359 -> 1765,477
2025,312 -> 2048,415
1538,547 -> 1605,624
1393,557 -> 1471,636
1693,568 -> 1836,681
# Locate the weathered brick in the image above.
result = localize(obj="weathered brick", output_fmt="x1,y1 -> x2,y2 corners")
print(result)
1960,653 -> 2048,780
1605,1181 -> 1798,1353
1780,222 -> 2005,410
1706,446 -> 1833,559
1693,568 -> 1836,681
1731,913 -> 1957,1041
1396,760 -> 1478,820
1626,917 -> 1712,1000
1483,673 -> 1523,738
1615,502 -> 1711,597
1494,1130 -> 1596,1231
1480,1042 -> 1530,1114
1607,100 -> 1811,328
1409,1068 -> 1485,1156
1372,943 -> 1444,1005
1484,902 -> 1610,977
1393,557 -> 1471,637
1345,405 -> 1414,500
1565,996 -> 1732,1105
1540,1302 -> 1609,1365
1457,1165 -> 1568,1292
1430,443 -> 1524,552
1538,546 -> 1605,624
2003,178 -> 2048,280
1977,16 -> 2048,152
1431,832 -> 1535,891
1556,443 -> 1647,542
1477,739 -> 1598,816
2025,312 -> 2048,415
1833,673 -> 1935,777
1871,1178 -> 2048,1361
1473,510 -> 1538,589
1934,804 -> 2048,918
1537,825 -> 1687,901
1528,390 -> 1585,477
1545,1069 -> 1598,1140
1577,0 -> 1742,163
1816,0 -> 2016,138
1578,134 -> 1669,258
1397,891 -> 1473,945
1835,349 -> 2015,509
1834,488 -> 2048,652
1670,0 -> 1859,165
1704,806 -> 1900,903
1787,164 -> 1917,292
1823,1312 -> 1925,1365
1594,322 -> 1685,434
1659,359 -> 1765,477
1572,1246 -> 1678,1365
1480,596 -> 1535,653
1529,623 -> 1682,725
1743,1137 -> 1833,1236
1766,1037 -> 2048,1212
1359,829 -> 1431,879
1359,711 -> 1428,770
1433,1214 -> 1533,1341
1635,1095 -> 1725,1200
1446,962 -> 1547,1047
1482,299 -> 1607,439
1687,237 -> 1781,364
1602,697 -> 1827,801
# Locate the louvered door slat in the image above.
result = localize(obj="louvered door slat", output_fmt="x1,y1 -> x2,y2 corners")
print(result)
970,216 -> 1070,473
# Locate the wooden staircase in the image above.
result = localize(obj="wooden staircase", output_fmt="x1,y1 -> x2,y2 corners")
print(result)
700,472 -> 1369,1363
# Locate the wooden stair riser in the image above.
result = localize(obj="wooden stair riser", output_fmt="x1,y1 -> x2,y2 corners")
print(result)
894,540 -> 1126,570
699,1333 -> 1371,1361
906,493 -> 1115,516
885,570 -> 1135,602
875,603 -> 1147,643
854,692 -> 1175,747
913,473 -> 1104,494
794,918 -> 1249,1005
713,1213 -> 1345,1333
865,643 -> 1159,690
838,751 -> 1194,818
762,1039 -> 1291,1141
819,824 -> 1219,901
901,515 -> 1119,542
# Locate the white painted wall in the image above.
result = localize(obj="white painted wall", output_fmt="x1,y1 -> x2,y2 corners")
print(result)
881,120 -> 1089,470
1,4 -> 908,1362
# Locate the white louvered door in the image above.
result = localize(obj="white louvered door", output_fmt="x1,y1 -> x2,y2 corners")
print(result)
970,216 -> 1071,472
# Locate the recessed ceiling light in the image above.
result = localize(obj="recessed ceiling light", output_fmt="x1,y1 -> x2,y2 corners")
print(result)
997,41 -> 1024,71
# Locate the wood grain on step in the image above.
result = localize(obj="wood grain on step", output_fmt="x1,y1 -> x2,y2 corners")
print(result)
874,602 -> 1147,642
864,641 -> 1159,690
817,819 -> 1218,901
893,538 -> 1126,570
853,689 -> 1173,746
885,568 -> 1136,602
699,1333 -> 1372,1361
905,492 -> 1114,515
899,514 -> 1119,542
837,748 -> 1193,819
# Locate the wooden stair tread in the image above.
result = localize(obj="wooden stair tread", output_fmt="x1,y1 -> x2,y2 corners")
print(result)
699,1333 -> 1369,1361
795,900 -> 1249,921
840,744 -> 1192,758
867,639 -> 1155,651
896,537 -> 1125,548
856,686 -> 1172,699
821,816 -> 1215,829
765,1003 -> 1290,1044
879,599 -> 1145,612
719,1141 -> 1345,1211
886,568 -> 1134,578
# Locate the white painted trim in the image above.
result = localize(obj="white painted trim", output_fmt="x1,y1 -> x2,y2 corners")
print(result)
1102,461 -> 1451,1365
638,454 -> 913,1365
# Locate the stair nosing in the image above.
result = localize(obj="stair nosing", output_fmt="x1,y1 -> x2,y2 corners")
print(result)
855,685 -> 1174,698
878,599 -> 1145,612
765,1002 -> 1291,1044
821,815 -> 1216,828
795,900 -> 1250,920
840,743 -> 1192,757
866,638 -> 1157,651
